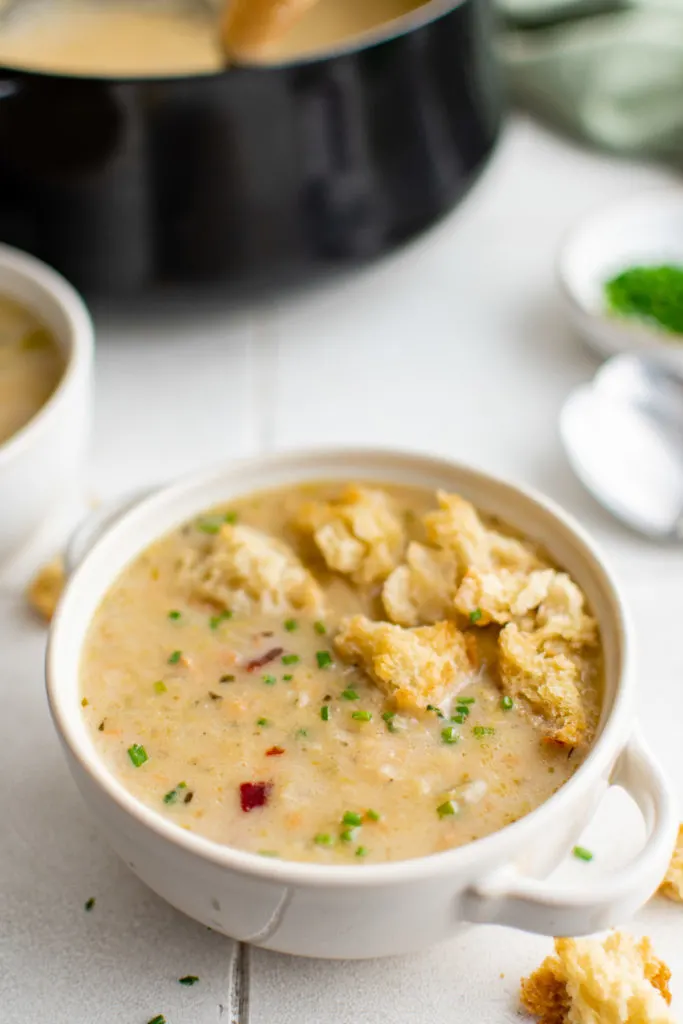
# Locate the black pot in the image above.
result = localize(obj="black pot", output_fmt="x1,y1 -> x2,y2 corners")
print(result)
0,0 -> 503,298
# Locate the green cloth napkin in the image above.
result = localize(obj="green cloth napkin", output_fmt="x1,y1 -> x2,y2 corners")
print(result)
499,0 -> 683,160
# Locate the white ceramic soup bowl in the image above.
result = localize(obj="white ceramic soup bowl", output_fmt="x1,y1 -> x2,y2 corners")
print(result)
46,449 -> 677,959
0,244 -> 93,564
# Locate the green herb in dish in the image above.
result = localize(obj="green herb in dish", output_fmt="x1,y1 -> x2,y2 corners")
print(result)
605,265 -> 683,336
84,897 -> 95,911
178,975 -> 199,986
573,845 -> 594,862
316,650 -> 333,669
127,743 -> 148,767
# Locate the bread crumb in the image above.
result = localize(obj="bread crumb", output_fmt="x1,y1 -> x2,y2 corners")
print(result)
454,567 -> 555,626
382,542 -> 456,626
181,523 -> 323,616
27,557 -> 65,621
520,933 -> 673,1024
659,824 -> 683,903
334,614 -> 476,713
498,623 -> 585,745
296,485 -> 405,585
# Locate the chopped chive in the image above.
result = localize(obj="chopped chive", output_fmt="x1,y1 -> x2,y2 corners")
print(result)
455,704 -> 470,718
314,621 -> 326,635
458,697 -> 475,705
153,680 -> 167,694
340,827 -> 359,843
209,611 -> 232,630
501,695 -> 514,710
220,674 -> 235,683
437,800 -> 459,818
316,650 -> 333,669
127,744 -> 148,767
341,688 -> 359,701
168,650 -> 182,665
223,511 -> 238,524
256,717 -> 269,727
283,674 -> 293,682
178,975 -> 199,986
164,785 -> 184,804
382,710 -> 398,733
314,833 -> 333,846
473,725 -> 495,737
147,1016 -> 166,1024
426,703 -> 445,718
366,809 -> 381,822
262,674 -> 277,686
573,846 -> 594,862
351,710 -> 372,722
441,726 -> 460,744
84,897 -> 95,911
342,811 -> 363,827
168,610 -> 181,621
320,705 -> 330,721
258,850 -> 279,858
282,654 -> 300,665
451,713 -> 466,725
469,608 -> 483,623
197,516 -> 223,534
284,618 -> 298,632
355,846 -> 368,857
178,782 -> 187,788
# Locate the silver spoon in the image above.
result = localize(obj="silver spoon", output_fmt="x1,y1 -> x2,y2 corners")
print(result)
560,354 -> 683,540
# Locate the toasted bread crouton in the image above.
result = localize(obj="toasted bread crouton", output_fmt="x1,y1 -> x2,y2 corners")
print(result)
296,485 -> 405,585
659,824 -> 683,903
536,574 -> 598,648
454,567 -> 556,626
424,491 -> 543,575
382,542 -> 457,626
27,557 -> 66,621
520,933 -> 673,1024
334,614 -> 476,712
498,623 -> 585,745
182,523 -> 323,616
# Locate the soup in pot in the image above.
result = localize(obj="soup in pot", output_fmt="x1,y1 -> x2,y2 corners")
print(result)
80,482 -> 604,865
0,296 -> 64,446
0,0 -> 429,78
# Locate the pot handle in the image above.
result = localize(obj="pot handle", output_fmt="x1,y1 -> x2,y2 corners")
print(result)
65,488 -> 156,575
463,732 -> 677,936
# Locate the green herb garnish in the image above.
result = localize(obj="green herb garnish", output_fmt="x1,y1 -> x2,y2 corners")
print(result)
163,783 -> 186,804
342,811 -> 363,827
84,897 -> 95,911
473,725 -> 495,737
426,704 -> 445,718
220,674 -> 235,683
355,846 -> 368,857
341,688 -> 359,701
223,511 -> 238,524
197,516 -> 224,534
314,833 -> 333,846
382,710 -> 398,733
573,846 -> 594,862
366,809 -> 381,822
458,697 -> 475,705
469,608 -> 483,623
316,651 -> 333,669
500,695 -> 514,711
450,713 -> 466,725
284,619 -> 298,632
455,704 -> 470,717
320,705 -> 330,721
147,1016 -> 166,1024
282,653 -> 300,665
283,674 -> 293,682
340,827 -> 359,843
605,265 -> 683,336
168,650 -> 182,665
127,744 -> 148,767
178,975 -> 199,986
441,726 -> 460,744
153,680 -> 167,694
352,710 -> 372,722
168,610 -> 181,620
262,674 -> 277,686
257,717 -> 269,727
437,800 -> 459,818
209,611 -> 232,630
314,621 -> 326,635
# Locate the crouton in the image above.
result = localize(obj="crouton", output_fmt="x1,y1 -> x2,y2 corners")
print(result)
520,933 -> 673,1024
454,567 -> 556,626
182,523 -> 323,616
659,824 -> 683,903
27,556 -> 66,621
382,542 -> 456,626
498,623 -> 585,745
296,485 -> 405,585
536,574 -> 598,648
334,614 -> 476,713
424,490 -> 542,574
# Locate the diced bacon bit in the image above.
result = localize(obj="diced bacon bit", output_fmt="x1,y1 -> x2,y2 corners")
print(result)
245,647 -> 284,672
239,781 -> 273,812
265,746 -> 285,757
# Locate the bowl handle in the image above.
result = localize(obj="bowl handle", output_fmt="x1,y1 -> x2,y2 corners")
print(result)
65,489 -> 156,575
463,732 -> 678,936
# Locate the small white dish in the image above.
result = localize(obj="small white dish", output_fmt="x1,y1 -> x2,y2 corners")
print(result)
46,448 -> 677,959
557,190 -> 683,370
0,245 -> 93,564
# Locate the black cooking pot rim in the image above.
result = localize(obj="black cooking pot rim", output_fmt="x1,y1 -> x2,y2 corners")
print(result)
0,0 -> 466,83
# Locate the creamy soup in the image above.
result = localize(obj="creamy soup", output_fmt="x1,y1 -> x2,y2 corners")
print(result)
0,0 -> 428,77
81,482 -> 603,864
0,297 -> 64,446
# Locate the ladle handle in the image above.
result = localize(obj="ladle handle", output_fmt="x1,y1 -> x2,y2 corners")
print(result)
463,731 -> 677,936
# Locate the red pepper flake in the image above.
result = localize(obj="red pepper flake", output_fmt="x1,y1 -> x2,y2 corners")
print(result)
245,647 -> 283,672
239,781 -> 272,812
265,746 -> 285,757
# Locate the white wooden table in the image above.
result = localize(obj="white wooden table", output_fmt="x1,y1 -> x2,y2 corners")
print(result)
2,115 -> 682,1023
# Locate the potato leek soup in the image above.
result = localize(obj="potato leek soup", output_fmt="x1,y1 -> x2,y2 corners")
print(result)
80,483 -> 603,864
0,296 -> 64,446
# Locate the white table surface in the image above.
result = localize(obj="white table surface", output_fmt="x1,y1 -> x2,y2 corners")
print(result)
2,114 -> 682,1023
